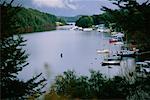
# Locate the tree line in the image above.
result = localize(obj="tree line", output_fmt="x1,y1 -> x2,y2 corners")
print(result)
75,15 -> 105,28
45,70 -> 150,100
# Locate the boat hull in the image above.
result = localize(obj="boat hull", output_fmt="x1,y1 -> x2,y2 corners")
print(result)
102,61 -> 120,66
117,53 -> 136,57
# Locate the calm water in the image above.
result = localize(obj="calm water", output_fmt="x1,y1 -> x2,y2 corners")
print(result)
18,25 -> 135,90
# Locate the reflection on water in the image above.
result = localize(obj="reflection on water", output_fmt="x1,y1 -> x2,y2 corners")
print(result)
18,26 -> 136,90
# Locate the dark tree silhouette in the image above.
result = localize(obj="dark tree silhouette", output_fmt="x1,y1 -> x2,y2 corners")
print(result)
0,0 -> 46,99
101,0 -> 150,51
75,16 -> 94,28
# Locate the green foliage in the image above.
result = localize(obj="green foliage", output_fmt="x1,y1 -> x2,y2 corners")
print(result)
92,15 -> 105,25
0,1 -> 46,99
15,7 -> 57,33
2,5 -> 66,34
59,15 -> 81,22
57,18 -> 67,25
52,70 -> 150,99
75,16 -> 94,28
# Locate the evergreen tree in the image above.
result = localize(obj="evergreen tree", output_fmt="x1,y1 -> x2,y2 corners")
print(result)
0,0 -> 46,99
101,0 -> 150,50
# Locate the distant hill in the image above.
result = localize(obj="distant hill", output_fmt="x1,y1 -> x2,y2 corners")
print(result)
59,15 -> 82,22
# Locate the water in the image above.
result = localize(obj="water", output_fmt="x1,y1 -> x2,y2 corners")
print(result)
18,25 -> 136,90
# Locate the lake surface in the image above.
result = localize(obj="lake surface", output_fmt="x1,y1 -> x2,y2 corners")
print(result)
18,25 -> 136,90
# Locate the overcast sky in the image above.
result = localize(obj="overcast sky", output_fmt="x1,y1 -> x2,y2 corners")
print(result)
1,0 -> 148,16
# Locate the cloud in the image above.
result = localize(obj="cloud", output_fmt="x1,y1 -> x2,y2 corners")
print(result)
64,0 -> 77,9
32,0 -> 77,9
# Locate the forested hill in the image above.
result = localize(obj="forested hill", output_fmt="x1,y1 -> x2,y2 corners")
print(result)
59,15 -> 81,22
13,7 -> 66,33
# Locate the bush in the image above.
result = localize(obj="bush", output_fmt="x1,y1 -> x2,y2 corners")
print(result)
51,70 -> 150,99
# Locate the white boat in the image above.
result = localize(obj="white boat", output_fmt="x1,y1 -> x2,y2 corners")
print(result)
97,28 -> 110,33
83,28 -> 93,31
78,27 -> 83,30
111,32 -> 117,35
97,49 -> 109,54
104,29 -> 111,33
108,56 -> 122,60
112,32 -> 124,37
118,49 -> 136,57
144,60 -> 150,64
97,28 -> 104,32
102,56 -> 121,66
114,42 -> 124,45
119,46 -> 140,57
69,26 -> 78,30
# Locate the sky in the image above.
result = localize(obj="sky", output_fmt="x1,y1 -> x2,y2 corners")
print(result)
1,0 -> 148,16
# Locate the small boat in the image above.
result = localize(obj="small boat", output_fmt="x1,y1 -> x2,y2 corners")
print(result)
69,26 -> 78,30
102,60 -> 120,66
118,50 -> 135,57
111,31 -> 118,35
109,36 -> 124,44
114,42 -> 124,45
78,27 -> 83,30
102,56 -> 121,66
144,60 -> 150,64
109,38 -> 118,43
103,29 -> 111,33
111,56 -> 122,60
97,28 -> 104,32
83,28 -> 93,31
111,32 -> 124,37
97,49 -> 109,54
136,62 -> 148,66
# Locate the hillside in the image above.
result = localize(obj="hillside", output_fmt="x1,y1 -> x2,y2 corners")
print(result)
15,7 -> 66,33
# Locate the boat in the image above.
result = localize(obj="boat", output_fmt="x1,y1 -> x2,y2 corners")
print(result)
97,28 -> 110,33
78,27 -> 83,31
111,32 -> 124,38
97,28 -> 104,32
144,60 -> 150,65
114,42 -> 124,45
97,49 -> 109,54
102,56 -> 121,66
83,28 -> 93,31
111,31 -> 117,35
109,38 -> 118,43
102,59 -> 120,66
117,46 -> 137,57
117,50 -> 136,57
109,35 -> 124,44
103,29 -> 111,33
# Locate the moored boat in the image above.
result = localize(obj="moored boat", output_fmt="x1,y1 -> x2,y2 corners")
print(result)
102,56 -> 121,66
97,49 -> 109,54
117,50 -> 136,57
83,28 -> 93,31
